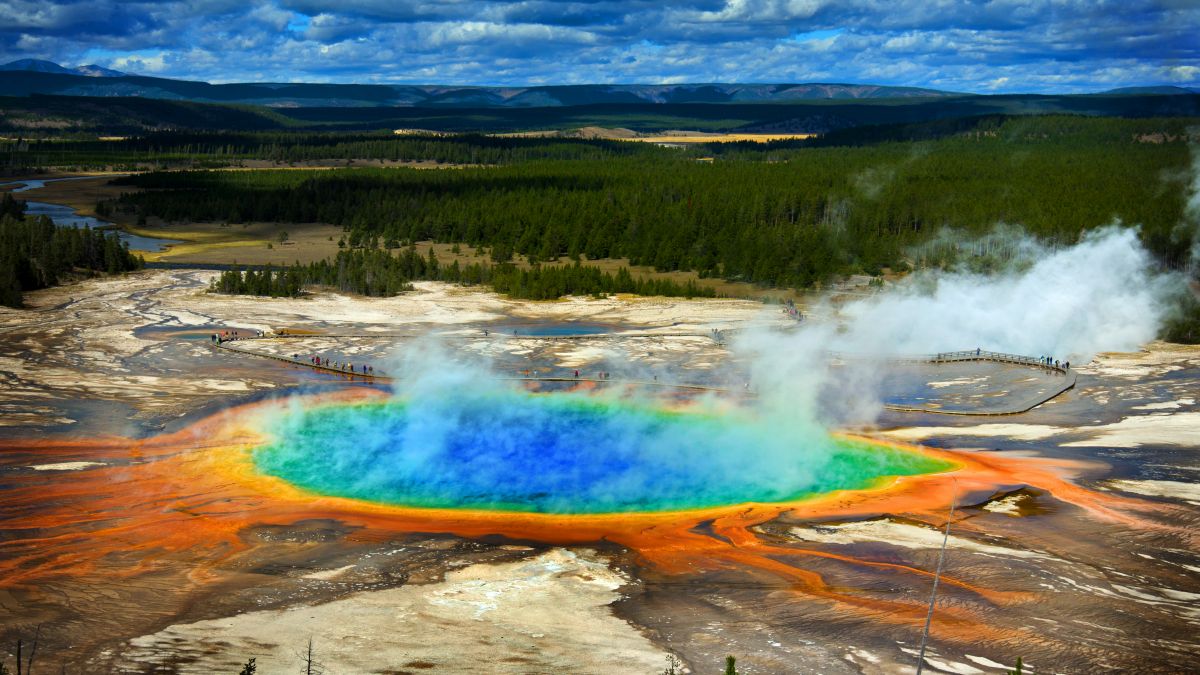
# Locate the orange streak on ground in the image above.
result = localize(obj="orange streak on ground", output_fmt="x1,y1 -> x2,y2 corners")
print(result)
0,391 -> 1171,645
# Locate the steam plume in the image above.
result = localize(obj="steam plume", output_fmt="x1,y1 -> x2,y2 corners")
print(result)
732,224 -> 1186,427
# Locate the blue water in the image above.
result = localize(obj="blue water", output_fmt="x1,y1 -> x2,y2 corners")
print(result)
253,393 -> 952,514
495,322 -> 614,336
3,178 -> 70,193
132,324 -> 237,340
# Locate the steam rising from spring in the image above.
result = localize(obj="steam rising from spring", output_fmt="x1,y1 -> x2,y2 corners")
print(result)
747,225 -> 1180,360
733,224 -> 1186,426
254,219 -> 1188,512
254,341 -> 949,513
843,226 -> 1177,359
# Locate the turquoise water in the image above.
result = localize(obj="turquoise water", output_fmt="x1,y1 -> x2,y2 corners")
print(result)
253,392 -> 952,514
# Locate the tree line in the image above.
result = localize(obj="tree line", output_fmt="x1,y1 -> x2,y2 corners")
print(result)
0,194 -> 143,307
210,248 -> 713,301
6,113 -> 1194,170
2,131 -> 671,171
490,263 -> 714,300
113,116 -> 1195,289
210,249 -> 423,298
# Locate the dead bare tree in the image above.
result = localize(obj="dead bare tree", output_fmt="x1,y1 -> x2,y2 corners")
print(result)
3,624 -> 42,675
295,636 -> 325,675
25,625 -> 40,675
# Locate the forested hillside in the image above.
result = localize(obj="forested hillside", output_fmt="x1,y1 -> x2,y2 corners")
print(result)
0,193 -> 143,307
2,90 -> 1198,137
110,116 -> 1196,290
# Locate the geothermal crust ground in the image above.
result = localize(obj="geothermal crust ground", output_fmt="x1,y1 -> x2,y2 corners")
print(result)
1,270 -> 1199,674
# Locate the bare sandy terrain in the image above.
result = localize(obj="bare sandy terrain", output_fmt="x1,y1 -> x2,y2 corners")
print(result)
495,127 -> 815,143
133,220 -> 343,265
630,132 -> 815,144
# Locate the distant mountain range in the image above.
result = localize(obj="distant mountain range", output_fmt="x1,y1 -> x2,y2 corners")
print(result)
0,59 -> 968,108
0,58 -> 126,78
3,60 -> 1196,109
1101,85 -> 1199,95
2,59 -> 1198,136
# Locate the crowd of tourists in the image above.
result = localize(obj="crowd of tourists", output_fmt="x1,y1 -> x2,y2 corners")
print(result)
300,354 -> 376,375
209,329 -> 379,377
290,355 -> 374,374
571,370 -> 611,379
1039,355 -> 1070,371
929,348 -> 1072,373
210,329 -> 264,344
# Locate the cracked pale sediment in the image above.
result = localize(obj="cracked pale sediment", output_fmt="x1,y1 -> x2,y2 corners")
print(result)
1058,412 -> 1200,448
788,519 -> 1053,560
117,549 -> 669,675
1104,479 -> 1200,505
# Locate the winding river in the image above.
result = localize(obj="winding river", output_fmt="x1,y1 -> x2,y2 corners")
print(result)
1,177 -> 180,252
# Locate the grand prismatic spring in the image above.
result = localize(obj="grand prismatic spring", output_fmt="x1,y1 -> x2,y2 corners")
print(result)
4,7 -> 1200,670
1,267 -> 1198,673
253,392 -> 954,514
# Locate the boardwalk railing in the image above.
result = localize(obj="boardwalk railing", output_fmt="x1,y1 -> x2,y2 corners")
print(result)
255,330 -> 724,342
215,339 -> 394,382
211,334 -> 1075,415
831,349 -> 1070,374
213,339 -> 743,393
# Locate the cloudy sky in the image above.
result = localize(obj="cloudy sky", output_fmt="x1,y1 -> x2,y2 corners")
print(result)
1,0 -> 1197,92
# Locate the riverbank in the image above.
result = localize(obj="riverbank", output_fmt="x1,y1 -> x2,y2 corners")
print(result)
0,172 -> 132,218
3,172 -> 823,300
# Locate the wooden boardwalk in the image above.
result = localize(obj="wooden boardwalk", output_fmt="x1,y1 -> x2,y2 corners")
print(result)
828,349 -> 1075,415
213,337 -> 739,393
262,330 -> 723,341
211,334 -> 1074,415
